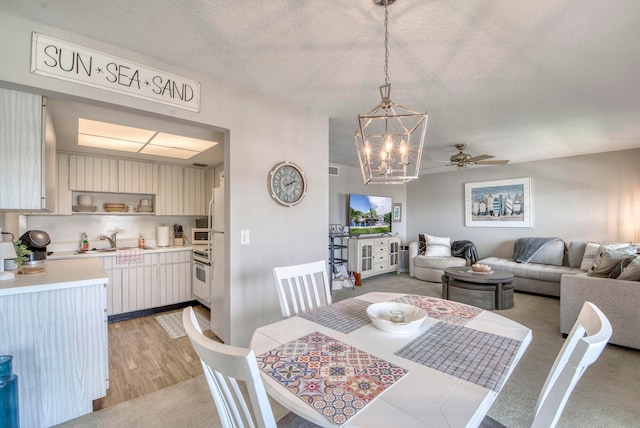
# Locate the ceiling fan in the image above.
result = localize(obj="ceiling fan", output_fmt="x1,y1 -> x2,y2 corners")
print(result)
441,144 -> 509,170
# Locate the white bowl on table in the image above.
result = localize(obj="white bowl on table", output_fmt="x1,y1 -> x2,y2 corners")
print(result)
367,302 -> 427,334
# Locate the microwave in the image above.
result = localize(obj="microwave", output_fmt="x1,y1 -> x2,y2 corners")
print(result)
192,228 -> 211,244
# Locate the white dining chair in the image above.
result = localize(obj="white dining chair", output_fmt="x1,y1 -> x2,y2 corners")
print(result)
272,260 -> 332,318
482,301 -> 612,428
182,307 -> 318,428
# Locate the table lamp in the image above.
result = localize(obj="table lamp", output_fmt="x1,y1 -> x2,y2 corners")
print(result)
0,241 -> 18,281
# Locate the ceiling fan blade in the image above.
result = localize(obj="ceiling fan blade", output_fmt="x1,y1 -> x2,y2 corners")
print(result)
469,154 -> 493,162
476,159 -> 509,165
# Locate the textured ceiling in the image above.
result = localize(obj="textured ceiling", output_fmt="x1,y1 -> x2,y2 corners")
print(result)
1,0 -> 639,172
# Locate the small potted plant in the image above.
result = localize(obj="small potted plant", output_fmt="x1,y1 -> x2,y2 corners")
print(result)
5,240 -> 31,270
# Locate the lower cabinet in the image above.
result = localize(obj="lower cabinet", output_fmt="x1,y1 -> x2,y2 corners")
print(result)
102,250 -> 191,315
348,236 -> 401,279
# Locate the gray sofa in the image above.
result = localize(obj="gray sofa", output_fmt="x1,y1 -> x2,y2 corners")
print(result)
476,239 -> 587,297
561,273 -> 640,349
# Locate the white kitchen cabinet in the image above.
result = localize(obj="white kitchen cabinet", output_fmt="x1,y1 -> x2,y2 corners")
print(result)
69,155 -> 158,195
0,88 -> 56,211
69,154 -> 119,192
118,159 -> 158,194
348,236 -> 401,279
155,164 -> 184,215
156,165 -> 206,216
102,249 -> 191,316
183,166 -> 206,215
155,250 -> 192,305
0,259 -> 108,427
55,152 -> 73,215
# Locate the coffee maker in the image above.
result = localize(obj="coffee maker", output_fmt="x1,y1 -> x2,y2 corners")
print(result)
19,230 -> 51,265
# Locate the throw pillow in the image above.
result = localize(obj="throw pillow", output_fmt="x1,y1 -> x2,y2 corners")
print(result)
617,257 -> 640,281
588,245 -> 637,277
567,241 -> 587,268
580,242 -> 631,271
424,234 -> 451,257
418,234 -> 426,255
609,255 -> 638,279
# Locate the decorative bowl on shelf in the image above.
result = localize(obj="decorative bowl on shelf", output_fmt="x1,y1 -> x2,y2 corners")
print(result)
366,302 -> 427,334
77,194 -> 93,206
136,205 -> 153,212
104,203 -> 126,212
471,263 -> 492,273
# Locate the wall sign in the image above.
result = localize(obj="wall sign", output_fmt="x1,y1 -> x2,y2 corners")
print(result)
31,32 -> 200,112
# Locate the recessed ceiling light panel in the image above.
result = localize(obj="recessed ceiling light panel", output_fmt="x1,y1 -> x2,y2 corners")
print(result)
140,145 -> 199,159
78,134 -> 144,152
76,118 -> 218,160
79,118 -> 155,143
152,133 -> 217,151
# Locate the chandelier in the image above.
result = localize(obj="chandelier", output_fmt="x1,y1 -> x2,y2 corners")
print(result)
355,0 -> 428,184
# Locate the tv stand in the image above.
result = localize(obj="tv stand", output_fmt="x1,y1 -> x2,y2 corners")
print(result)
348,236 -> 400,280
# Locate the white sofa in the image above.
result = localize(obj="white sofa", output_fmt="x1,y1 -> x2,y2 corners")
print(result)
408,241 -> 466,282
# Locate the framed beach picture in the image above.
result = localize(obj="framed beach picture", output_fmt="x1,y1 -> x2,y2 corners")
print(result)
392,203 -> 402,222
465,177 -> 532,227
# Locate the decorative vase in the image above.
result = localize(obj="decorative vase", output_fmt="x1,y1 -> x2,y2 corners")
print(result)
0,355 -> 19,428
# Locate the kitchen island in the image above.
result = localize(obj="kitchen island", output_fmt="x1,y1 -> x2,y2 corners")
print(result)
0,258 -> 109,428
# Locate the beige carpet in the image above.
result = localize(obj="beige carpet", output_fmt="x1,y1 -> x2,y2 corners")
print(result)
56,273 -> 640,427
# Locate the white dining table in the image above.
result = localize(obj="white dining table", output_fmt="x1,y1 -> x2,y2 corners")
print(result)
251,292 -> 532,428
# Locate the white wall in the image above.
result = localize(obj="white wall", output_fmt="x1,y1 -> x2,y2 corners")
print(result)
405,149 -> 640,258
0,12 -> 328,346
329,164 -> 407,243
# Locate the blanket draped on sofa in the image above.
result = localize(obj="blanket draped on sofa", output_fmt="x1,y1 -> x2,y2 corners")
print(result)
451,240 -> 479,264
512,237 -> 563,263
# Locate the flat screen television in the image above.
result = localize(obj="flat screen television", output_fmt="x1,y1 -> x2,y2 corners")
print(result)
348,193 -> 392,236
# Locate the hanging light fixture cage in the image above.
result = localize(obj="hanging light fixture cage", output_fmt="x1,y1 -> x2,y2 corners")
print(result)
355,0 -> 428,184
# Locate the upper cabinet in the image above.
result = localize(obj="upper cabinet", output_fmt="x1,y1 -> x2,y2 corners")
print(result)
51,153 -> 205,216
156,165 -> 206,216
183,167 -> 206,216
68,155 -> 158,194
118,160 -> 158,194
0,88 -> 56,211
69,154 -> 118,192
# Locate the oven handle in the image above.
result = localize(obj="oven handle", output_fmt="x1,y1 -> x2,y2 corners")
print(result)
193,257 -> 211,267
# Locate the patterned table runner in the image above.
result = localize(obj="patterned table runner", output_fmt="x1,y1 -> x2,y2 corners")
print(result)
394,322 -> 521,392
257,331 -> 408,426
300,298 -> 372,333
394,294 -> 483,325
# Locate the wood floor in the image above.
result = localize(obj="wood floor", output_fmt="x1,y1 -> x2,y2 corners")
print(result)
93,305 -> 220,411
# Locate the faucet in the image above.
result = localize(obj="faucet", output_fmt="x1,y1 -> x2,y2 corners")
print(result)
100,232 -> 118,249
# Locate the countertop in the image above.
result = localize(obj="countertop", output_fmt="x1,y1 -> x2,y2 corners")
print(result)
0,258 -> 109,297
48,245 -> 195,260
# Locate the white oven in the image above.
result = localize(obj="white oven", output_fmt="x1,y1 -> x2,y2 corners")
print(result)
192,256 -> 211,307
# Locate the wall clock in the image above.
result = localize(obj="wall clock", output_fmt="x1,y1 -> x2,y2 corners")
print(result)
268,161 -> 307,207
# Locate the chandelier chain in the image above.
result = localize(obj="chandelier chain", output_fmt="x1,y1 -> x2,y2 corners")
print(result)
383,0 -> 390,86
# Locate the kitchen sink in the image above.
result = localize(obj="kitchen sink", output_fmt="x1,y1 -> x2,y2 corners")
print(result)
75,246 -> 155,254
76,248 -> 117,254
